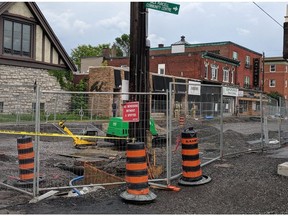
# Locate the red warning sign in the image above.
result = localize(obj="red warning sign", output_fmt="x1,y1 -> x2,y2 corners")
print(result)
122,101 -> 139,122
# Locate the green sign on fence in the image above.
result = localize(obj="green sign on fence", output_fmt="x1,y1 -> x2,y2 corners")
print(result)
145,2 -> 180,15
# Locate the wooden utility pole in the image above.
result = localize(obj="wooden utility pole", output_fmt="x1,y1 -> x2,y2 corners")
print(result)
283,5 -> 288,59
129,2 -> 150,143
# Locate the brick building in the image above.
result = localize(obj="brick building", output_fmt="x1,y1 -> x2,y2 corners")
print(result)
264,57 -> 288,101
80,36 -> 265,116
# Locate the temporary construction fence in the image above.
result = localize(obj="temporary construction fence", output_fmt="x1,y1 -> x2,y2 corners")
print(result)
33,90 -> 169,196
0,83 -> 288,200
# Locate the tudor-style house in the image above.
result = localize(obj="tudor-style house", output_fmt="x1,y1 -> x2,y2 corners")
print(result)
0,2 -> 77,113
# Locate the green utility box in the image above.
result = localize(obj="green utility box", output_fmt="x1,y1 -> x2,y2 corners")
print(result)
106,117 -> 158,137
105,117 -> 166,150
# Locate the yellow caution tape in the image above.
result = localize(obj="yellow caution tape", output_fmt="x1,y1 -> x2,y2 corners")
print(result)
0,130 -> 128,140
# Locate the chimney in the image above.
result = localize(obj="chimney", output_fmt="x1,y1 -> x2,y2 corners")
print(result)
102,48 -> 111,58
181,35 -> 185,42
158,44 -> 164,48
111,45 -> 117,57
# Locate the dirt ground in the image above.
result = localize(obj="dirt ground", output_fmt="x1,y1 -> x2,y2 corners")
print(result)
2,149 -> 288,214
1,116 -> 288,214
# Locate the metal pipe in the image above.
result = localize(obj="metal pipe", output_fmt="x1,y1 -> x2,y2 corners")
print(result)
168,156 -> 221,181
39,181 -> 126,191
0,182 -> 33,197
42,91 -> 168,96
222,148 -> 264,158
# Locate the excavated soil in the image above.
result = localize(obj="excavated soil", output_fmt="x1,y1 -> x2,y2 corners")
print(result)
1,116 -> 288,214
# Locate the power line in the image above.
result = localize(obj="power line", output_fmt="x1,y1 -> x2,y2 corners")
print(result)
253,2 -> 283,28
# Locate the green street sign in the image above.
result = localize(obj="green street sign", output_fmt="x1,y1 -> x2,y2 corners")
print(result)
145,2 -> 180,15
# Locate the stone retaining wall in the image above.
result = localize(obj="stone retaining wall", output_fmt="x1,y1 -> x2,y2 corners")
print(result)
0,65 -> 70,114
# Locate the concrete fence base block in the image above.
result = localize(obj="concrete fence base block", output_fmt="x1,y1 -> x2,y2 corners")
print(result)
29,190 -> 59,203
277,162 -> 288,177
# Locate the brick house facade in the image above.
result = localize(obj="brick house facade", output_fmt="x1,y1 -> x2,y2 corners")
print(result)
264,57 -> 288,100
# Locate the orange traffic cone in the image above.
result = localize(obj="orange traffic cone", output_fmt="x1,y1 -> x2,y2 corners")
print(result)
178,127 -> 211,186
120,142 -> 156,203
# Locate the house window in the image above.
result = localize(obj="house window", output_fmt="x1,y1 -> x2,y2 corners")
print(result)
245,56 -> 250,68
232,51 -> 238,60
231,67 -> 235,84
223,67 -> 229,82
158,64 -> 165,75
269,80 -> 276,87
270,64 -> 276,72
3,19 -> 32,57
204,64 -> 208,79
244,76 -> 250,88
211,64 -> 218,81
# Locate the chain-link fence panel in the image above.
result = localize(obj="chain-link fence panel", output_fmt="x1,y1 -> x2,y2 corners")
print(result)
0,84 -> 38,197
168,83 -> 223,182
37,91 -> 168,194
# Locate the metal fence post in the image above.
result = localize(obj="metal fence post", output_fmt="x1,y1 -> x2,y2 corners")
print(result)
220,86 -> 224,158
260,92 -> 264,151
167,84 -> 173,185
33,85 -> 41,197
53,95 -> 58,121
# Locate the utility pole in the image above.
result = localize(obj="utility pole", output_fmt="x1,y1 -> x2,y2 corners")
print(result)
129,2 -> 150,143
262,52 -> 265,92
283,5 -> 288,59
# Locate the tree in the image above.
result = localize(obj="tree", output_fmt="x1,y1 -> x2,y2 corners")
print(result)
267,91 -> 284,106
113,34 -> 130,57
71,44 -> 110,71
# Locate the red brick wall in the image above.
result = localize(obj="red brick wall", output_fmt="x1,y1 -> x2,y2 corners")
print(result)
264,63 -> 288,99
106,58 -> 129,68
104,42 -> 262,89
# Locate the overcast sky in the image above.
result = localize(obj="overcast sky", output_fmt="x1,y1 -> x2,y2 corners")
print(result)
36,1 -> 287,57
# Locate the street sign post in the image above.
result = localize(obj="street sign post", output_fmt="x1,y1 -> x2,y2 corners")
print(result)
145,2 -> 180,15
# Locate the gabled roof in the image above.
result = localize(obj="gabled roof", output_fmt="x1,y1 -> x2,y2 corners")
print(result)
0,2 -> 77,72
